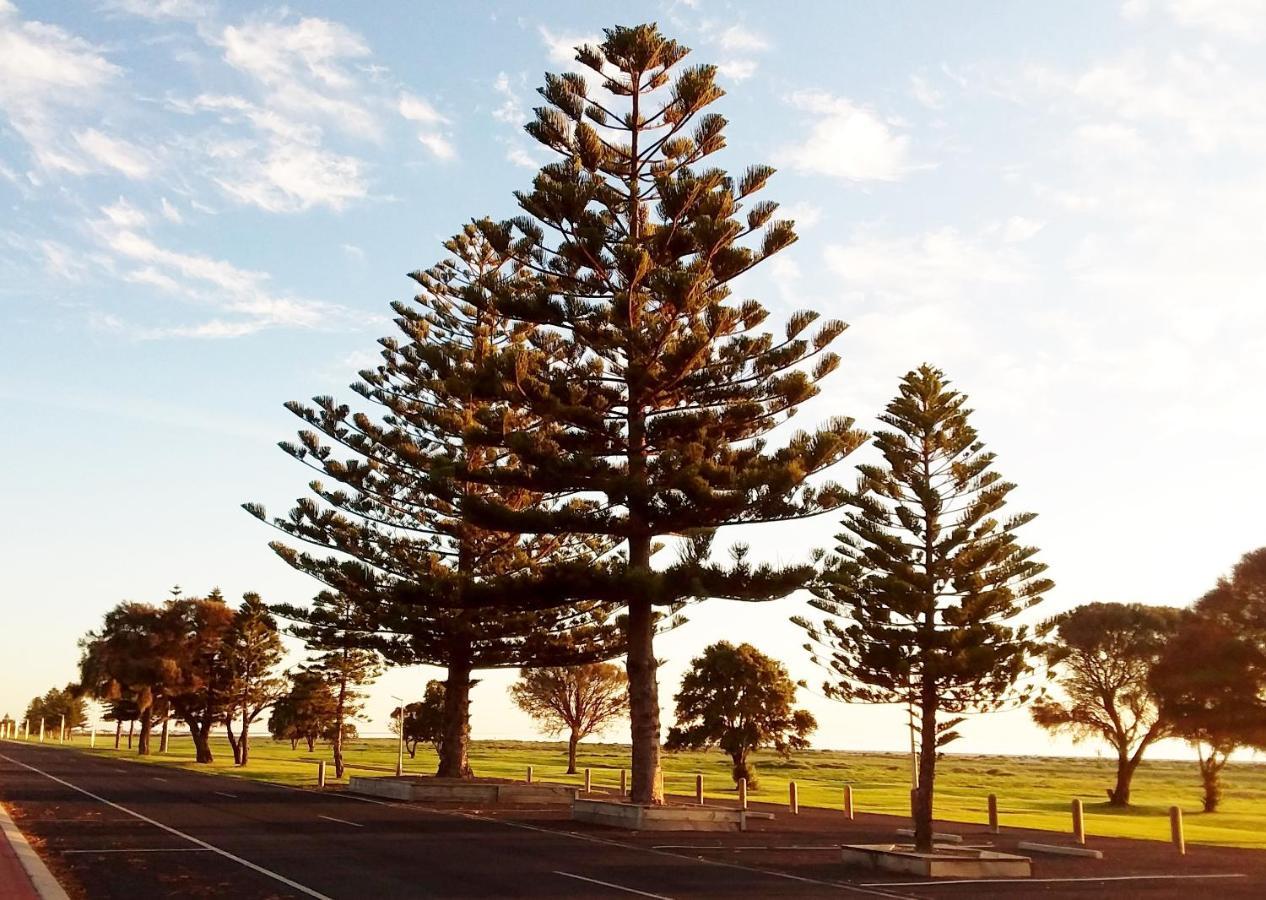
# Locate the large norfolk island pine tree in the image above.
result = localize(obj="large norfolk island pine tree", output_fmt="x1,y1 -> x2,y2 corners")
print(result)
429,24 -> 864,804
797,366 -> 1051,851
251,225 -> 633,779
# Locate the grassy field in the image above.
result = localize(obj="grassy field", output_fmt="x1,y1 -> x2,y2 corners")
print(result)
28,732 -> 1266,849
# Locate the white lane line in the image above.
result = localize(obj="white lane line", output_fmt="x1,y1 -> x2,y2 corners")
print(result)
151,777 -> 167,782
63,848 -> 213,854
555,870 -> 674,898
317,815 -> 363,828
0,753 -> 333,900
213,792 -> 237,799
652,844 -> 839,851
862,873 -> 1249,887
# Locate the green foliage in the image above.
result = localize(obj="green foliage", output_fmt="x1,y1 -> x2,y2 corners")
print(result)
391,680 -> 447,758
665,642 -> 814,788
446,21 -> 862,804
269,671 -> 338,752
798,365 -> 1049,848
24,685 -> 87,731
1032,601 -> 1181,806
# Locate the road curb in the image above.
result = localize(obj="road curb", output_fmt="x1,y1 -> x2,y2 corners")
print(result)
0,800 -> 70,900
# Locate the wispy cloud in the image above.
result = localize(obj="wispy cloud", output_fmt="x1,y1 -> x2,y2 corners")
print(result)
779,91 -> 916,182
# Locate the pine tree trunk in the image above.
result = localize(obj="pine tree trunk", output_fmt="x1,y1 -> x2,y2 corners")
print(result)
437,649 -> 474,779
114,720 -> 122,749
914,682 -> 938,853
127,719 -> 134,749
626,585 -> 662,805
158,716 -> 169,754
137,707 -> 153,756
240,709 -> 251,767
566,730 -> 580,775
333,677 -> 347,779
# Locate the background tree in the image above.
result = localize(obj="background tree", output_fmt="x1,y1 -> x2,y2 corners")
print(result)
162,591 -> 236,763
269,671 -> 339,751
222,593 -> 285,766
1151,549 -> 1266,811
390,681 -> 447,759
273,592 -> 383,779
511,664 -> 628,774
24,685 -> 87,735
798,366 -> 1050,852
252,225 -> 632,780
103,697 -> 140,749
413,22 -> 865,806
665,643 -> 814,788
79,601 -> 169,755
1031,602 -> 1181,807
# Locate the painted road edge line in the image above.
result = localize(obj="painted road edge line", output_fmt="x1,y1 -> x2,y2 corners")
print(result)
0,800 -> 70,900
0,753 -> 333,900
555,871 -> 675,899
861,873 -> 1249,888
317,815 -> 363,828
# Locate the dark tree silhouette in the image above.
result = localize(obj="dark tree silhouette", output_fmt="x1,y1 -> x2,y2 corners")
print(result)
511,664 -> 628,774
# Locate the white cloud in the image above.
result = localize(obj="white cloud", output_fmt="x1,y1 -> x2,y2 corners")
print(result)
910,73 -> 944,110
101,197 -> 148,228
74,129 -> 152,179
1002,216 -> 1046,243
159,196 -> 183,223
779,91 -> 915,182
538,26 -> 598,68
416,132 -> 455,161
341,243 -> 364,260
213,143 -> 367,213
504,144 -> 538,169
398,92 -> 446,125
102,0 -> 210,20
1164,0 -> 1266,40
780,200 -> 822,230
717,25 -> 769,53
492,72 -> 525,125
824,225 -> 1031,305
717,59 -> 758,81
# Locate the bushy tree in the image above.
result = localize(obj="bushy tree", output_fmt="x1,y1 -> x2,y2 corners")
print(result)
269,671 -> 338,751
1152,549 -> 1266,811
162,592 -> 237,763
24,685 -> 87,735
222,593 -> 285,766
390,681 -> 447,759
511,664 -> 628,773
665,642 -> 814,788
798,366 -> 1050,851
422,23 -> 863,805
1032,601 -> 1180,807
79,601 -> 170,755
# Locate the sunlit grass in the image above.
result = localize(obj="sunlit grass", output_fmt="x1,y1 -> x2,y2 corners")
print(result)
30,733 -> 1266,848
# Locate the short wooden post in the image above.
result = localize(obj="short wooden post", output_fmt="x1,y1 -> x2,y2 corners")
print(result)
738,778 -> 748,810
695,774 -> 704,805
39,719 -> 45,742
789,780 -> 799,814
1072,798 -> 1085,845
23,721 -> 29,740
584,768 -> 592,794
1170,806 -> 1185,855
844,784 -> 854,820
526,765 -> 533,784
988,793 -> 999,833
910,787 -> 918,819
317,761 -> 326,788
619,769 -> 627,796
656,769 -> 664,800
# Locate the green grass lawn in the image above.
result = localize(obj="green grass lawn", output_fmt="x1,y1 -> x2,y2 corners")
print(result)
30,732 -> 1266,849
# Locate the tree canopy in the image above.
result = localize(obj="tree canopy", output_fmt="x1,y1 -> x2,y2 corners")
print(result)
511,663 -> 628,773
665,642 -> 814,788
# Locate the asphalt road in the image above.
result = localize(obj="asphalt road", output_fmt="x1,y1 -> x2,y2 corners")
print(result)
0,741 -> 898,899
1,741 -> 1262,899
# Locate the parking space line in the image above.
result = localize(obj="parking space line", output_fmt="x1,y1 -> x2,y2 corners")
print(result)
0,753 -> 333,900
555,870 -> 674,898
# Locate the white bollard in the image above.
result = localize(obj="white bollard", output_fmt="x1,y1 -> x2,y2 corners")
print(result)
584,768 -> 592,794
1170,806 -> 1185,856
844,784 -> 855,820
317,761 -> 326,788
1072,799 -> 1086,845
39,719 -> 45,742
738,777 -> 748,810
789,781 -> 799,814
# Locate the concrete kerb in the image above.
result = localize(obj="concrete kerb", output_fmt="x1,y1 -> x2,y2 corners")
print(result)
0,800 -> 71,900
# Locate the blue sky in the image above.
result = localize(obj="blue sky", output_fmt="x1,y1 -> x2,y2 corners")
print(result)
3,0 -> 1264,760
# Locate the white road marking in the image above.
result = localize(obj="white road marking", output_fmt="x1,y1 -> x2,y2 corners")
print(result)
317,815 -> 363,828
63,847 -> 213,854
555,870 -> 674,898
0,753 -> 334,900
652,844 -> 839,851
213,792 -> 237,799
863,873 -> 1249,887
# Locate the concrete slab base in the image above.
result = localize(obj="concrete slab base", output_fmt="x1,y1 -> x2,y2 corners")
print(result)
841,844 -> 1032,878
896,828 -> 963,844
348,775 -> 578,806
1016,841 -> 1104,859
572,798 -> 748,832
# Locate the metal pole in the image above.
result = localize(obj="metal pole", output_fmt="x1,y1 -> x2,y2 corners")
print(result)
390,695 -> 405,777
318,761 -> 327,788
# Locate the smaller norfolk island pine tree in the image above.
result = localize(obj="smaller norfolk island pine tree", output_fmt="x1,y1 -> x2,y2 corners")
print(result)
797,365 -> 1051,853
426,22 -> 864,805
250,225 -> 632,779
1031,602 -> 1180,807
511,664 -> 629,774
665,642 -> 815,789
222,593 -> 285,767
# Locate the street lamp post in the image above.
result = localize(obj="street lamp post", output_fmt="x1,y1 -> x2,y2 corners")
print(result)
391,695 -> 405,777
